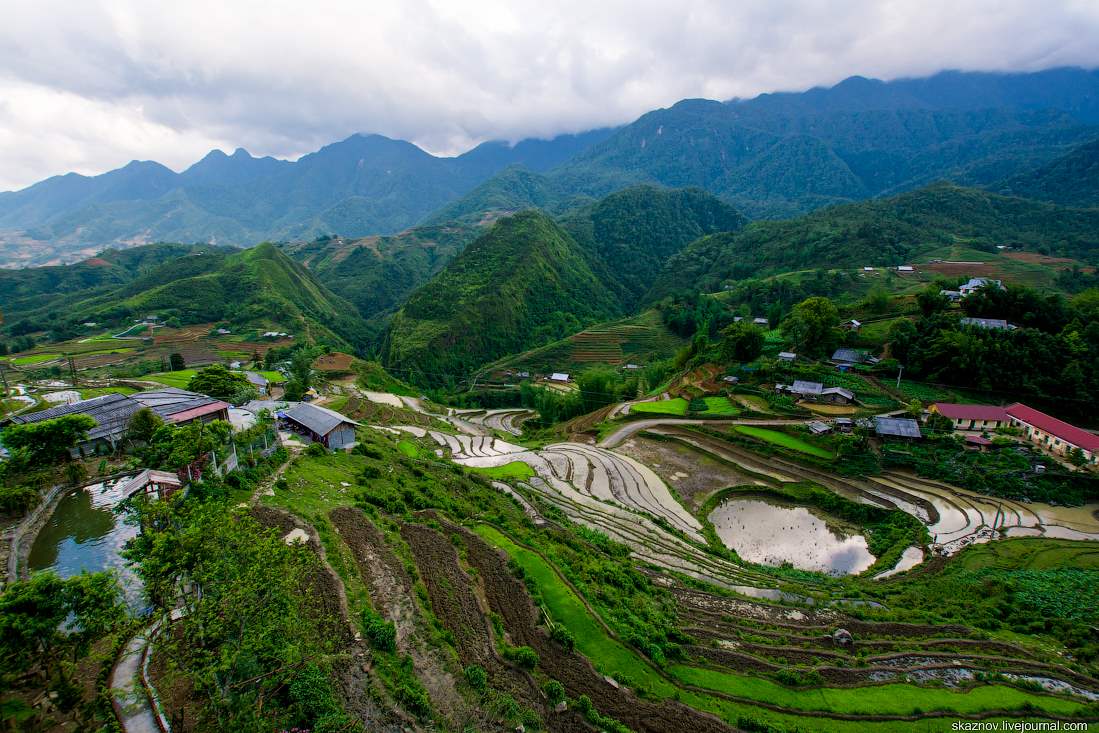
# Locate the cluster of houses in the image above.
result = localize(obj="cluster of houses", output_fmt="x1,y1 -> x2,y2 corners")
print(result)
4,387 -> 231,457
929,402 -> 1099,465
940,277 -> 1005,302
775,380 -> 856,405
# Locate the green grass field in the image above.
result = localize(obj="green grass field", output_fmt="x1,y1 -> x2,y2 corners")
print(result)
145,369 -> 199,388
631,398 -> 689,416
734,426 -> 835,459
266,451 -> 364,516
10,353 -> 61,365
700,396 -> 740,416
669,665 -> 1083,717
396,439 -> 421,459
954,538 -> 1099,572
469,461 -> 535,481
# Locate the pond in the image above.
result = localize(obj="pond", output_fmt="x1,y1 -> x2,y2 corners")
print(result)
709,496 -> 875,576
27,478 -> 144,607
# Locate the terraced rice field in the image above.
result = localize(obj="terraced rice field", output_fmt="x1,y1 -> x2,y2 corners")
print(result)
631,398 -> 689,416
734,426 -> 835,459
448,407 -> 534,436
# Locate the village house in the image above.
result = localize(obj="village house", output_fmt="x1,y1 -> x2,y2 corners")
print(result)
752,317 -> 769,327
4,387 -> 230,457
841,319 -> 861,331
777,351 -> 797,362
245,371 -> 269,396
929,402 -> 1098,465
959,277 -> 1004,297
831,348 -> 865,365
820,387 -> 855,405
939,289 -> 963,302
807,420 -> 832,435
875,416 -> 922,439
1004,403 -> 1099,465
548,372 -> 570,383
929,403 -> 1010,431
960,317 -> 1014,330
280,402 -> 360,449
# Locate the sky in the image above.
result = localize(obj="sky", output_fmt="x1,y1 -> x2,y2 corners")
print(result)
2,0 -> 1099,191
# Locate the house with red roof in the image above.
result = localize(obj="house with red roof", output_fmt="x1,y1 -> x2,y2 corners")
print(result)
929,403 -> 1009,431
1004,403 -> 1099,466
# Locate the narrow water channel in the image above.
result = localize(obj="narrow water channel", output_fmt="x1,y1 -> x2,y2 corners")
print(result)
27,478 -> 144,607
709,496 -> 875,575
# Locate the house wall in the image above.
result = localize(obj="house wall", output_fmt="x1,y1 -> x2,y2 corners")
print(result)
950,417 -> 1005,431
325,424 -> 357,449
1010,418 -> 1097,463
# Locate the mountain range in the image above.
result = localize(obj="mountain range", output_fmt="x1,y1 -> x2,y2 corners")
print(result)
3,67 -> 1099,267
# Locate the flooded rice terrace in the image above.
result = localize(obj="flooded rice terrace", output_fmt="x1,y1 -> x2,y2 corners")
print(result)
709,496 -> 875,575
28,478 -> 144,607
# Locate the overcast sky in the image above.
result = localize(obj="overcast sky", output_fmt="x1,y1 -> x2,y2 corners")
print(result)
2,0 -> 1099,191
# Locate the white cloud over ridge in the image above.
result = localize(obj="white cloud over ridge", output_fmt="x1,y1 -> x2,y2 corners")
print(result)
1,0 -> 1098,191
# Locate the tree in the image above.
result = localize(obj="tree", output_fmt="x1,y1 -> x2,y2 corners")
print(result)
866,286 -> 890,314
125,407 -> 164,445
187,364 -> 251,403
1,414 -> 96,464
782,296 -> 839,358
169,352 -> 186,371
719,322 -> 764,363
283,348 -> 318,402
916,285 -> 950,317
0,571 -> 124,682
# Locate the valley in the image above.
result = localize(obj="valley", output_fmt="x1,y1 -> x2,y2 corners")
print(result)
2,64 -> 1099,733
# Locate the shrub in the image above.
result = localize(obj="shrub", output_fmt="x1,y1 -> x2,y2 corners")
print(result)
305,442 -> 328,457
504,645 -> 539,670
0,485 -> 38,514
549,624 -> 575,651
543,679 -> 565,705
361,608 -> 396,652
464,664 -> 487,693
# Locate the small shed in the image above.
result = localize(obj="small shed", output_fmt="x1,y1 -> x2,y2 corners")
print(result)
835,417 -> 854,432
752,317 -> 769,327
549,373 -> 570,383
960,317 -> 1014,331
831,348 -> 865,365
789,380 -> 824,398
874,417 -> 922,440
820,386 -> 855,405
777,351 -> 796,362
245,371 -> 269,395
282,402 -> 361,449
807,421 -> 832,435
722,375 -> 739,384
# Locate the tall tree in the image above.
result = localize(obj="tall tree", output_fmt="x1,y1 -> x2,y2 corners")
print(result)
782,296 -> 839,358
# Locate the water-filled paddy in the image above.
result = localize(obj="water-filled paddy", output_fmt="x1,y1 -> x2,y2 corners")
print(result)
710,496 -> 875,575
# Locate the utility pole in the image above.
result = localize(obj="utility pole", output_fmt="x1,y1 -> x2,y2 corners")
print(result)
68,356 -> 79,388
895,363 -> 904,390
0,366 -> 10,419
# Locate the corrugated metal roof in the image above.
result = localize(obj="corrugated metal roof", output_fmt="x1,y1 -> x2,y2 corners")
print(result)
133,387 -> 228,422
790,380 -> 823,396
9,392 -> 140,443
821,387 -> 855,400
283,402 -> 360,437
1005,403 -> 1099,452
831,348 -> 864,363
875,417 -> 922,438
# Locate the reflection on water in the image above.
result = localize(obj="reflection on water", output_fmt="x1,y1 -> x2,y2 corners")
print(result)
709,496 -> 875,576
27,479 -> 143,607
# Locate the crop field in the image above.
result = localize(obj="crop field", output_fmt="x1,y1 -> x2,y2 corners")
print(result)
953,538 -> 1099,571
144,369 -> 200,388
78,387 -> 138,399
700,396 -> 740,416
469,460 -> 536,481
631,398 -> 689,416
733,426 -> 835,459
9,352 -> 61,366
490,309 -> 687,373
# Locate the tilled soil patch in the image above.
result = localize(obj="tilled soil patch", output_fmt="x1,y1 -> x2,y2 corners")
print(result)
399,522 -> 571,731
457,523 -> 735,733
330,507 -> 474,726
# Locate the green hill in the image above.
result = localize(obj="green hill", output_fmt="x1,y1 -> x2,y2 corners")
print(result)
279,222 -> 483,326
648,183 -> 1099,299
3,243 -> 371,349
383,210 -> 621,383
559,186 -> 746,308
993,137 -> 1099,207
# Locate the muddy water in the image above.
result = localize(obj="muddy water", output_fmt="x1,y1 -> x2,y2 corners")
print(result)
710,497 -> 875,575
27,479 -> 143,606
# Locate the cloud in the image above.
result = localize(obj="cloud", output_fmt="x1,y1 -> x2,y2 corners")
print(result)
1,0 -> 1098,190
